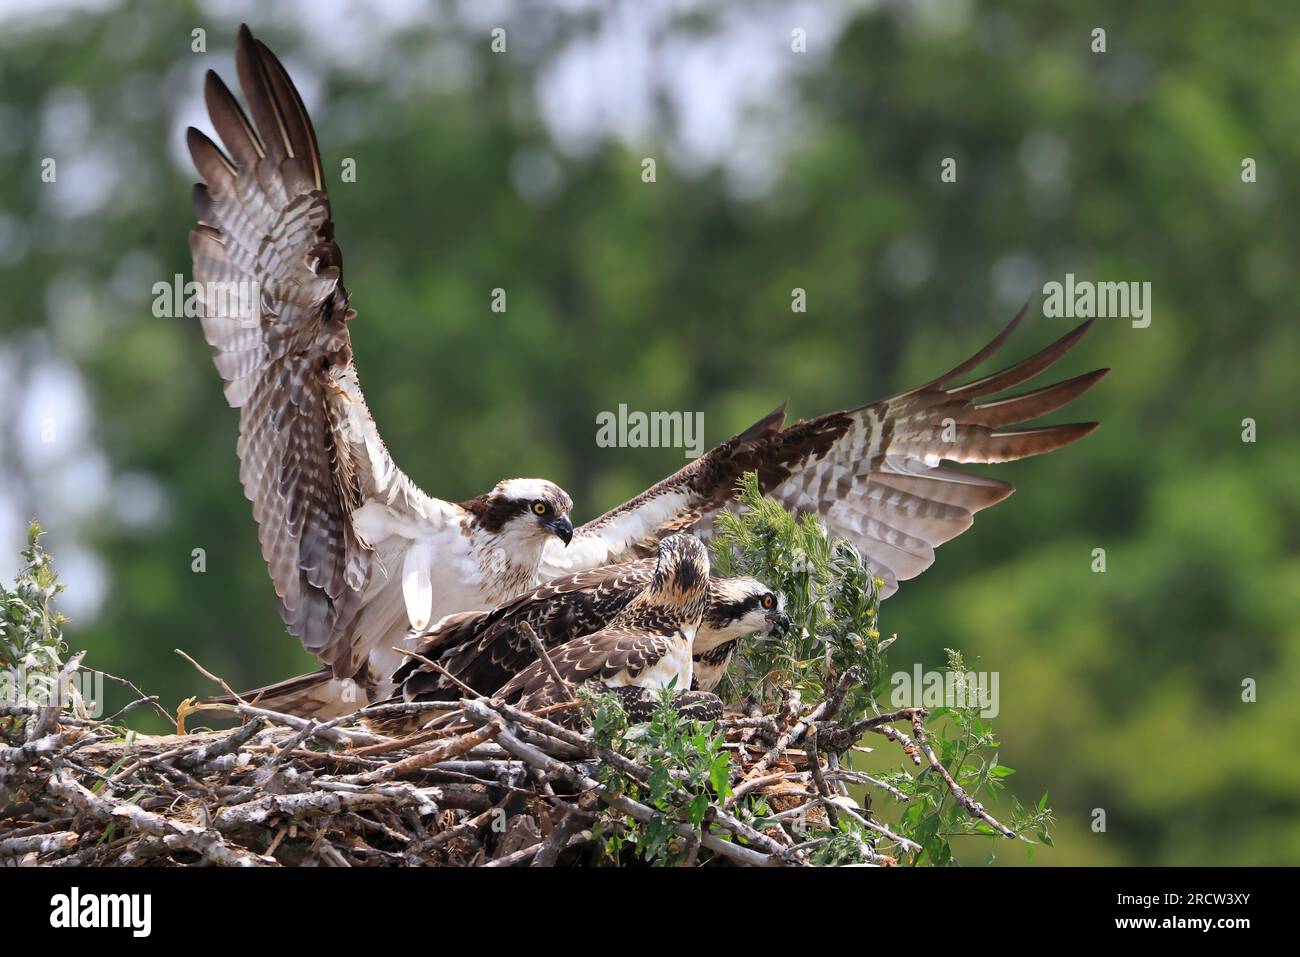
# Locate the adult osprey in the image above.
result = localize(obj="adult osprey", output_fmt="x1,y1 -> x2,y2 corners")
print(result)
190,27 -> 1105,711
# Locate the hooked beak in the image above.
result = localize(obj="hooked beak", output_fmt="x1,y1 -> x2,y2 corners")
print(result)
546,514 -> 574,547
765,610 -> 790,635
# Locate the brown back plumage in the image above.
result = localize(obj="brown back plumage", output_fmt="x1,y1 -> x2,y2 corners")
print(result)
495,535 -> 711,713
395,559 -> 655,700
393,559 -> 780,708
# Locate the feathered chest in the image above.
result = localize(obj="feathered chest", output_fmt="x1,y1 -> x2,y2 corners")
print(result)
468,533 -> 545,600
605,630 -> 695,692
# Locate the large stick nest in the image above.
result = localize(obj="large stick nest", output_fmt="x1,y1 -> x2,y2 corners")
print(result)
2,656 -> 1013,867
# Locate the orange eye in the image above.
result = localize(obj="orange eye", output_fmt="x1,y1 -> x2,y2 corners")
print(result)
532,501 -> 548,515
761,594 -> 775,609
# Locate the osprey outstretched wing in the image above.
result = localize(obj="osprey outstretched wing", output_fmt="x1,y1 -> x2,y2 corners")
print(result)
188,26 -> 385,678
542,308 -> 1106,597
190,27 -> 576,690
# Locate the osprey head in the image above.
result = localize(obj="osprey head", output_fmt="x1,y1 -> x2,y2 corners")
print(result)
702,577 -> 789,648
649,534 -> 709,592
475,477 -> 574,546
636,534 -> 711,628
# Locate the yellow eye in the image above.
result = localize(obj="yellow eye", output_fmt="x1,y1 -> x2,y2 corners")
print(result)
761,594 -> 775,609
532,501 -> 548,515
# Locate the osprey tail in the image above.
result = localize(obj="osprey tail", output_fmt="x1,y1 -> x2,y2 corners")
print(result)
206,667 -> 367,720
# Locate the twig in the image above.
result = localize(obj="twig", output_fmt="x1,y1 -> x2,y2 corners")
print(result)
826,768 -> 909,802
350,722 -> 502,784
532,807 -> 589,867
174,648 -> 245,703
47,769 -> 274,866
873,722 -> 922,765
804,723 -> 837,827
909,713 -> 1015,838
234,703 -> 384,746
0,830 -> 79,859
97,668 -> 177,730
182,718 -> 266,768
518,622 -> 571,697
212,788 -> 437,828
728,770 -> 787,804
27,651 -> 86,741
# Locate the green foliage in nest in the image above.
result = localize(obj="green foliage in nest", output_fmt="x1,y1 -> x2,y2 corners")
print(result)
710,471 -> 887,723
585,685 -> 740,866
1,521 -> 68,736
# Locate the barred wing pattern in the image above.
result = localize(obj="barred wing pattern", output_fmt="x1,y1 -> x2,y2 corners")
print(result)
189,26 -> 448,677
542,308 -> 1106,597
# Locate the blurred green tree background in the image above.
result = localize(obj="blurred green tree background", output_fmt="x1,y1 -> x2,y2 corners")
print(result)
1,0 -> 1296,864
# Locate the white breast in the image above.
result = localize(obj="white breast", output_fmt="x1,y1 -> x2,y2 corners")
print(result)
691,656 -> 730,693
604,628 -> 694,692
359,518 -> 516,696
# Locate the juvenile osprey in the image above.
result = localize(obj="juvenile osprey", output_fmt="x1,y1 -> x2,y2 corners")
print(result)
191,27 -> 1105,714
692,575 -> 788,691
493,534 -> 718,723
392,560 -> 787,704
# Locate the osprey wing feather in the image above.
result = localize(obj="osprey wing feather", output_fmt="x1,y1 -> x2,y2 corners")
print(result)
542,305 -> 1107,597
188,26 -> 448,677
